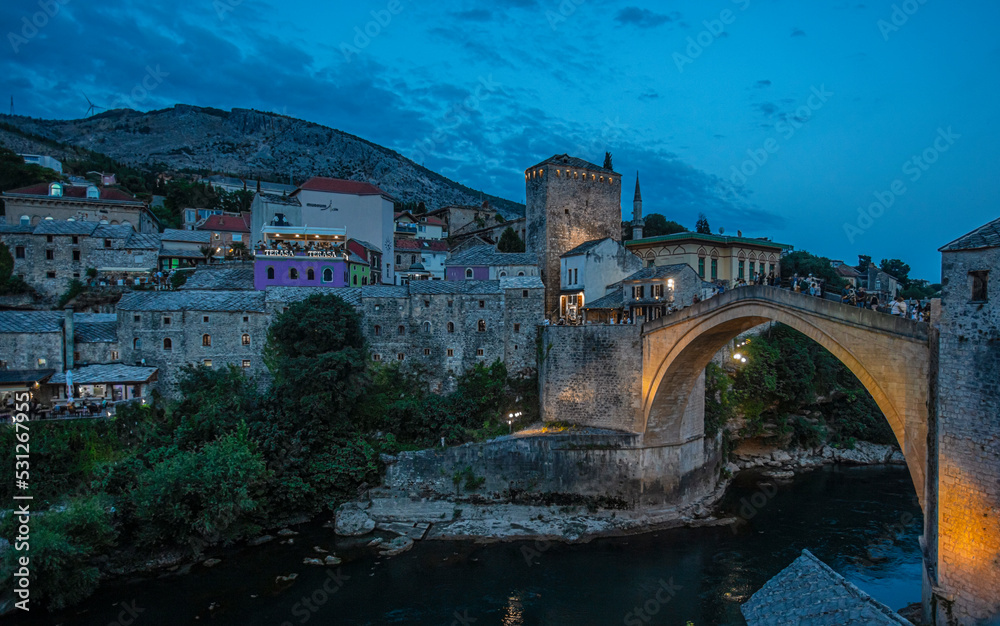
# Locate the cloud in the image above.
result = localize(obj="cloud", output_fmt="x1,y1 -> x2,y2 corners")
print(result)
639,90 -> 660,100
791,27 -> 807,37
614,7 -> 678,28
452,9 -> 491,21
757,102 -> 778,116
756,80 -> 772,88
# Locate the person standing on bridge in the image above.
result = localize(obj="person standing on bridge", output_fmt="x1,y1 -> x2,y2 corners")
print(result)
890,296 -> 907,317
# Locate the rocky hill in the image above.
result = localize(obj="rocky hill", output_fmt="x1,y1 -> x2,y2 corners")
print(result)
0,106 -> 524,217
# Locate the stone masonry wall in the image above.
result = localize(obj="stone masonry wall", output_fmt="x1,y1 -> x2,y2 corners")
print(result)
934,247 -> 1000,624
526,164 -> 622,319
539,324 -> 642,431
0,330 -> 63,370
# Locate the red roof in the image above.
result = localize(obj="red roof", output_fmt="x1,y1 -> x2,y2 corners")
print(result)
420,216 -> 445,227
198,213 -> 251,232
296,177 -> 388,197
394,238 -> 449,252
5,183 -> 140,202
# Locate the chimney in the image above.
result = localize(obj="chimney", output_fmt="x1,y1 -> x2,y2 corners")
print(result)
63,307 -> 75,372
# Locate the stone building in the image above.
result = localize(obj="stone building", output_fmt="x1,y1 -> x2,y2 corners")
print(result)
159,228 -> 212,270
445,245 -> 538,281
0,309 -> 119,372
0,221 -> 160,297
2,181 -> 159,233
582,264 -> 710,324
930,217 -> 1000,624
196,212 -> 251,255
116,291 -> 271,393
424,201 -> 504,240
394,238 -> 449,283
525,154 -> 623,319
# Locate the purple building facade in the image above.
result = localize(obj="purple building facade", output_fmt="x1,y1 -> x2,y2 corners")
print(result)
254,254 -> 350,290
445,266 -> 490,281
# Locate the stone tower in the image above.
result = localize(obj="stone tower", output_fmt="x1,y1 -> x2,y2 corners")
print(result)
632,173 -> 644,241
525,154 -> 623,318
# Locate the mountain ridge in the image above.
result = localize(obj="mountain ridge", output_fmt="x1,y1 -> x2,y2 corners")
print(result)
0,105 -> 525,217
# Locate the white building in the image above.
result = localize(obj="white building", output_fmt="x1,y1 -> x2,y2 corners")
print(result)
558,237 -> 643,323
250,177 -> 396,283
19,154 -> 63,174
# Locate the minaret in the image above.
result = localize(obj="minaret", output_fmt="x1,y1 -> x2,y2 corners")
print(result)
632,173 -> 644,240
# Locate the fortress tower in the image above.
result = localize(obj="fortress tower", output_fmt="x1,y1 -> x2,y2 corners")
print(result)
525,154 -> 623,318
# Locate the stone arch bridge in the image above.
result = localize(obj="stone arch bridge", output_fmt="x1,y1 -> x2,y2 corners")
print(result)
641,285 -> 931,501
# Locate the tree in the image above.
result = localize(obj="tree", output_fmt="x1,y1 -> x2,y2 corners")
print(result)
264,294 -> 368,423
643,214 -> 687,238
879,258 -> 911,288
0,147 -> 64,215
603,152 -> 613,170
199,245 -> 215,264
857,255 -> 872,273
780,251 -> 846,290
0,241 -> 13,285
695,213 -> 712,234
497,227 -> 526,253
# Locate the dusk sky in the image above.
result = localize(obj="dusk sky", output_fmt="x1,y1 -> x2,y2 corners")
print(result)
3,0 -> 998,280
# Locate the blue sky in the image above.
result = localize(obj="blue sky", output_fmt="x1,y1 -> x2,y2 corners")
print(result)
3,0 -> 998,280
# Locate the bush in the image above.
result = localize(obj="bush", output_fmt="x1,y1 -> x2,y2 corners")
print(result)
57,278 -> 86,307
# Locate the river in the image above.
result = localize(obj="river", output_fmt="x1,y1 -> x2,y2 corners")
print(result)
31,464 -> 922,626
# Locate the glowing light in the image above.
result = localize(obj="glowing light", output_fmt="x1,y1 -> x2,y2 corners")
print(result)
733,353 -> 742,361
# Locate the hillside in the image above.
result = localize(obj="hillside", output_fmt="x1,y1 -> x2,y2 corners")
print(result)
0,106 -> 524,217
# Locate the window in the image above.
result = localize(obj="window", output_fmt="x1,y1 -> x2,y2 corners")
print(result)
971,271 -> 989,302
163,316 -> 171,325
73,272 -> 80,278
396,254 -> 402,265
242,334 -> 251,346
134,315 -> 141,322
323,267 -> 333,282
738,261 -> 745,279
86,186 -> 99,199
476,348 -> 485,356
71,250 -> 80,262
45,249 -> 54,260
203,316 -> 210,323
202,334 -> 211,347
711,258 -> 718,281
447,349 -> 454,357
397,353 -> 405,361
49,182 -> 62,197
307,268 -> 315,281
447,322 -> 455,333
204,360 -> 213,367
411,255 -> 416,264
242,360 -> 251,368
448,300 -> 453,307
290,268 -> 299,280
423,321 -> 431,333
267,266 -> 275,280
517,271 -> 525,277
478,320 -> 486,332
19,215 -> 29,226
653,285 -> 664,299
374,325 -> 381,336
424,300 -> 430,307
104,239 -> 112,249
632,285 -> 645,299
372,354 -> 382,362
479,300 -> 485,308
698,257 -> 706,279
243,316 -> 249,323
185,209 -> 196,223
14,246 -> 24,259
352,275 -> 358,286
514,323 -> 521,333
72,236 -> 79,245
574,268 -> 579,284
38,358 -> 47,367
214,233 -> 221,240
133,338 -> 141,349
465,268 -> 473,280
111,350 -> 119,361
163,338 -> 172,351
522,290 -> 528,298
398,325 -> 405,336
424,348 -> 431,356
46,271 -> 56,279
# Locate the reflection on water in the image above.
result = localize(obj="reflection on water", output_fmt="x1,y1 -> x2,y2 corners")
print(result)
35,465 -> 922,626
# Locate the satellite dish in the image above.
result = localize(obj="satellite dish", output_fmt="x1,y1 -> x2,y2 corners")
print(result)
718,227 -> 725,235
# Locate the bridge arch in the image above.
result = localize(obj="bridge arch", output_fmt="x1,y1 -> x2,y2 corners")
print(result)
642,286 -> 930,503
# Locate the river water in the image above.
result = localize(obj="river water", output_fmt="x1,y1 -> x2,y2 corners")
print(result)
35,465 -> 922,626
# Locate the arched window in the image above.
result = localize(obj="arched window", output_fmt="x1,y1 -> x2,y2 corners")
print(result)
465,268 -> 473,279
499,271 -> 507,278
19,215 -> 29,226
133,337 -> 141,349
517,271 -> 525,277
267,266 -> 275,280
242,334 -> 250,346
353,275 -> 358,286
374,325 -> 381,336
307,268 -> 315,281
202,334 -> 211,347
86,186 -> 99,199
323,267 -> 333,282
289,268 -> 299,280
163,338 -> 172,351
423,321 -> 431,333
398,325 -> 405,336
49,182 -> 62,197
447,322 -> 455,333
477,320 -> 486,332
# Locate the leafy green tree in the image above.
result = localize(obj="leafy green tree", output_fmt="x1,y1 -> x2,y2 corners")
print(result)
497,227 -> 526,253
265,294 -> 368,423
603,152 -> 613,170
172,365 -> 261,449
857,255 -> 872,273
0,241 -> 13,285
643,214 -> 687,238
780,251 -> 846,290
0,147 -> 64,214
879,258 -> 911,288
695,213 -> 712,234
